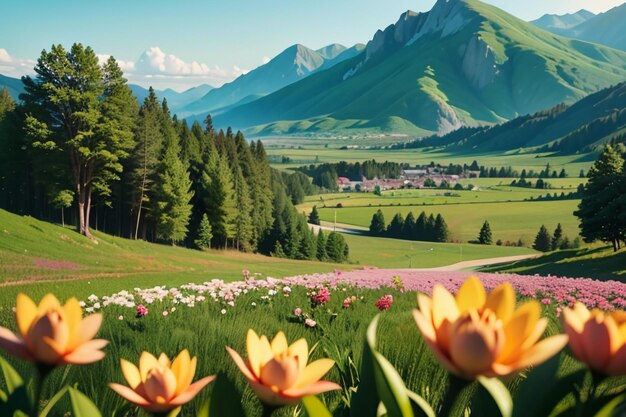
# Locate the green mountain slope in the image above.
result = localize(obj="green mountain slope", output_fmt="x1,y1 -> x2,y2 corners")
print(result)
397,82 -> 626,153
0,74 -> 25,100
215,0 -> 626,136
531,9 -> 595,31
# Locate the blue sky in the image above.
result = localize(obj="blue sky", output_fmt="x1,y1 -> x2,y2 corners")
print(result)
0,0 -> 623,90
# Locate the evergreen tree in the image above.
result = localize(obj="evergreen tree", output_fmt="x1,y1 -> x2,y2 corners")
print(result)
316,229 -> 327,261
574,145 -> 625,251
326,232 -> 347,263
369,210 -> 386,236
387,213 -> 405,238
194,214 -> 213,249
230,164 -> 254,251
250,141 -> 275,244
433,214 -> 449,243
153,131 -> 194,244
533,225 -> 552,252
425,214 -> 436,241
202,151 -> 236,248
309,206 -> 321,225
414,212 -> 427,241
403,212 -> 416,239
478,221 -> 493,245
22,46 -> 137,237
551,223 -> 563,251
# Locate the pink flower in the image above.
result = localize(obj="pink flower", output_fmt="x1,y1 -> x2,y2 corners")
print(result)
541,298 -> 551,305
311,288 -> 331,306
305,318 -> 317,328
342,298 -> 352,309
136,304 -> 148,317
294,308 -> 302,317
375,295 -> 393,311
242,269 -> 250,279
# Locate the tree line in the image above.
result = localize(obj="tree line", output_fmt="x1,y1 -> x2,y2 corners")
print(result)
0,43 -> 347,261
297,160 -> 405,190
369,210 -> 449,243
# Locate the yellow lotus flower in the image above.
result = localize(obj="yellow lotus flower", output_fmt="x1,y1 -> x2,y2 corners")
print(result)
226,330 -> 341,406
562,302 -> 626,376
413,276 -> 568,379
109,350 -> 215,413
0,293 -> 107,365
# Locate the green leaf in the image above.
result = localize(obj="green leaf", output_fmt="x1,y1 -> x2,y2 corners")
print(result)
593,393 -> 626,417
0,355 -> 24,394
477,377 -> 512,417
407,390 -> 436,417
371,350 -> 414,417
0,388 -> 7,403
3,385 -> 32,416
39,386 -> 69,417
68,387 -> 102,417
351,316 -> 382,417
512,355 -> 585,417
166,407 -> 182,417
197,399 -> 209,417
208,372 -> 245,417
302,395 -> 333,417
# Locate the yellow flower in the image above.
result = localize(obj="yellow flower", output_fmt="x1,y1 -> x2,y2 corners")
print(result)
226,330 -> 341,406
562,302 -> 626,376
109,350 -> 215,413
413,276 -> 568,379
0,293 -> 107,365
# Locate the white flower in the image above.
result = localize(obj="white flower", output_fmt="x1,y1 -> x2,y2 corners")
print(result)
88,294 -> 98,302
162,311 -> 169,317
118,315 -> 124,321
79,301 -> 86,307
170,307 -> 177,313
220,309 -> 227,315
251,302 -> 257,307
93,302 -> 101,309
85,307 -> 94,313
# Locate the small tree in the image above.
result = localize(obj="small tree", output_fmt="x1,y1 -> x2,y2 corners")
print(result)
533,225 -> 552,252
369,210 -> 386,236
194,214 -> 213,250
326,232 -> 347,263
308,205 -> 321,225
387,213 -> 405,238
374,185 -> 381,196
51,190 -> 74,227
433,214 -> 449,242
551,223 -> 563,251
478,221 -> 493,245
316,229 -> 327,261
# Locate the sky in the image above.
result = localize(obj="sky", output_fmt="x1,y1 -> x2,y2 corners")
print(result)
0,0 -> 624,90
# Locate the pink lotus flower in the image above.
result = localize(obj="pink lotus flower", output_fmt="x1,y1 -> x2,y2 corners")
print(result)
375,295 -> 394,311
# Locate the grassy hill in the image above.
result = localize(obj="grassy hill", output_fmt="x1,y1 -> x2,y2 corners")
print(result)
215,0 -> 626,136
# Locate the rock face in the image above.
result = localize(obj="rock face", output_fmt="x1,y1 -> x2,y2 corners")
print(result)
461,35 -> 498,90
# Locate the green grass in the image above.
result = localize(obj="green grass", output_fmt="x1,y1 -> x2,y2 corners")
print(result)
342,233 -> 535,268
485,245 -> 626,281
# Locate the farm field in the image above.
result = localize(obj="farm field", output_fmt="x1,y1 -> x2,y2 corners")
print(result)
311,199 -> 580,244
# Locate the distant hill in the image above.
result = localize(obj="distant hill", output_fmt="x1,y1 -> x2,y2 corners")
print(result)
399,82 -> 626,153
214,0 -> 626,137
532,9 -> 595,31
0,74 -> 25,100
532,4 -> 626,51
178,43 -> 365,118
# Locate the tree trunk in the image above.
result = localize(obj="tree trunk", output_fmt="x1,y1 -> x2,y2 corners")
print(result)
61,208 -> 65,227
85,188 -> 92,238
613,240 -> 618,252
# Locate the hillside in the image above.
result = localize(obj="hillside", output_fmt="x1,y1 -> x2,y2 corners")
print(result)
178,43 -> 365,118
400,82 -> 626,152
215,0 -> 626,136
0,74 -> 25,100
531,9 -> 594,31
533,4 -> 626,51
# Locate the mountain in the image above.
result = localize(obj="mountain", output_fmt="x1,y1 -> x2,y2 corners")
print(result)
404,82 -> 626,153
178,43 -> 365,118
534,4 -> 626,51
130,84 -> 214,111
214,0 -> 626,137
532,10 -> 595,31
0,74 -> 25,100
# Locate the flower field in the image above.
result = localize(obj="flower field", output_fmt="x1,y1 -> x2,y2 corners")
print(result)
1,270 -> 626,416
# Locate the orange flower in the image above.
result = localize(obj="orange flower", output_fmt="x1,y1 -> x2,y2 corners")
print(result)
562,302 -> 626,376
0,293 -> 107,365
413,276 -> 568,379
226,330 -> 340,406
109,350 -> 215,413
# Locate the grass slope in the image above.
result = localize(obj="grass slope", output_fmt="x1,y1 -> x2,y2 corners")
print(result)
216,0 -> 626,135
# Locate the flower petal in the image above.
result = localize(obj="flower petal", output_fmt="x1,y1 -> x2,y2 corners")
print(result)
485,283 -> 515,324
287,338 -> 308,373
109,383 -> 150,406
431,285 -> 459,329
295,358 -> 335,388
509,334 -> 568,371
170,375 -> 216,406
498,301 -> 541,362
140,352 -> 159,380
455,276 -> 486,313
121,359 -> 142,389
226,346 -> 257,381
171,350 -> 193,395
271,332 -> 288,355
62,339 -> 108,364
283,380 -> 342,398
246,329 -> 263,377
16,294 -> 37,338
0,327 -> 32,361
67,313 -> 102,352
37,294 -> 61,314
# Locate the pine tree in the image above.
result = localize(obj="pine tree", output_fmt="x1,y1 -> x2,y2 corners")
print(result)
403,212 -> 416,239
194,214 -> 213,249
387,213 -> 405,238
533,225 -> 552,252
414,212 -> 427,241
434,214 -> 449,242
316,229 -> 327,261
574,145 -> 625,251
551,223 -> 563,251
369,210 -> 386,236
478,221 -> 493,245
425,214 -> 436,242
326,232 -> 347,263
231,164 -> 253,251
309,206 -> 321,225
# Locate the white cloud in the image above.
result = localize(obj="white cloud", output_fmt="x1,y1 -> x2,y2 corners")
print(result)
0,48 -> 36,78
262,56 -> 271,64
96,54 -> 136,72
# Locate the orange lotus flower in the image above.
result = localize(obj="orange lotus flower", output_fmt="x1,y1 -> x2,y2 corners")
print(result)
109,350 -> 215,413
0,293 -> 107,366
562,302 -> 626,376
226,330 -> 340,406
413,276 -> 568,379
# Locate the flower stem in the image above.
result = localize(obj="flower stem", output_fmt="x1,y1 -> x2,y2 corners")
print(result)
577,370 -> 606,417
438,375 -> 475,417
32,364 -> 53,417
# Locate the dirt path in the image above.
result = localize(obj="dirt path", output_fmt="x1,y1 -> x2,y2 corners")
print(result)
398,254 -> 538,271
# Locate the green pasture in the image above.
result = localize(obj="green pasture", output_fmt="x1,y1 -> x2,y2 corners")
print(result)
315,200 -> 581,243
